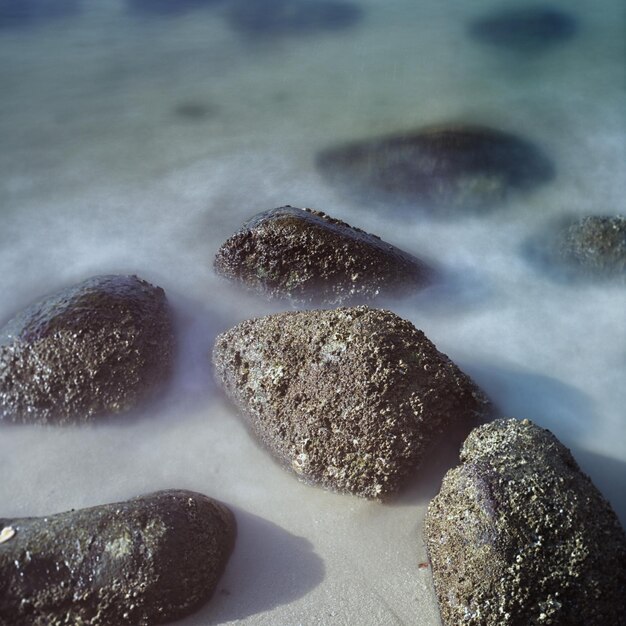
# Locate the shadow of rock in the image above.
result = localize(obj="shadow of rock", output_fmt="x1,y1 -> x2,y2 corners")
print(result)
176,507 -> 325,624
0,0 -> 79,29
572,449 -> 626,528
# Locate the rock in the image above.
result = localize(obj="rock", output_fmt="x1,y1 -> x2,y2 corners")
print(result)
214,206 -> 434,305
468,6 -> 578,52
0,490 -> 236,625
212,306 -> 491,498
316,125 -> 554,215
425,418 -> 626,626
0,0 -> 78,29
0,275 -> 175,425
126,0 -> 221,17
225,0 -> 362,37
528,215 -> 626,281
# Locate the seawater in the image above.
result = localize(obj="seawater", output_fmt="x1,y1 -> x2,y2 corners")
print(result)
0,1 -> 624,624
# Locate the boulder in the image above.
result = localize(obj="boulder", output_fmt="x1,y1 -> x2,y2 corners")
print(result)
213,306 -> 491,498
0,275 -> 175,424
0,490 -> 236,626
214,206 -> 433,304
425,418 -> 626,626
316,125 -> 554,215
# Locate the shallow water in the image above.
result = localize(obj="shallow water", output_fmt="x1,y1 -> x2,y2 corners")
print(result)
0,0 -> 625,624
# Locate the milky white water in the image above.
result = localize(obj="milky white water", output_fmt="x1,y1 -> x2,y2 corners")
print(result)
0,0 -> 625,624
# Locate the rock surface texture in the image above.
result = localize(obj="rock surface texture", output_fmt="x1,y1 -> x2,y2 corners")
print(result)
0,490 -> 236,626
425,418 -> 626,626
214,206 -> 433,304
0,275 -> 174,425
213,306 -> 490,498
532,215 -> 626,280
316,125 -> 554,214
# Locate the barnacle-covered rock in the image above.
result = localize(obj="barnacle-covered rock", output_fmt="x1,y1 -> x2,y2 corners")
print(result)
214,206 -> 433,304
425,418 -> 626,626
0,275 -> 174,424
212,306 -> 490,498
0,490 -> 236,626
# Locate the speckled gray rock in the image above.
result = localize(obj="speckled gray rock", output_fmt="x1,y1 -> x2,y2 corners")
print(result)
425,418 -> 626,626
316,125 -> 554,214
212,306 -> 491,499
529,215 -> 626,281
0,490 -> 236,626
0,275 -> 174,425
214,206 -> 434,304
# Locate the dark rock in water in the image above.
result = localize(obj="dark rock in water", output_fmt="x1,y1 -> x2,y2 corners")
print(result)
0,275 -> 175,425
225,0 -> 362,37
214,206 -> 434,305
316,125 -> 554,215
127,0 -> 222,17
468,6 -> 578,52
0,0 -> 78,29
174,101 -> 219,121
212,306 -> 491,499
0,490 -> 236,625
528,215 -> 626,281
425,418 -> 626,626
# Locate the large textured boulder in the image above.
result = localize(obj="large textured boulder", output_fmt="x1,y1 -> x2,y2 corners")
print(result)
316,125 -> 554,215
528,215 -> 626,281
213,306 -> 491,498
225,0 -> 362,37
425,418 -> 626,626
468,6 -> 578,52
0,490 -> 236,626
214,206 -> 433,304
0,275 -> 174,425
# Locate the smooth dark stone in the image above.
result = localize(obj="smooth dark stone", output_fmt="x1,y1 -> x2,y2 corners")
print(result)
214,206 -> 434,305
127,0 -> 222,17
316,125 -> 554,215
527,215 -> 626,281
425,419 -> 626,626
469,6 -> 578,52
225,0 -> 362,37
0,0 -> 78,29
212,306 -> 491,499
0,490 -> 236,626
0,275 -> 175,425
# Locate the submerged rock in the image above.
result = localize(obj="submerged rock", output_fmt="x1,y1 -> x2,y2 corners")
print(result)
0,275 -> 175,425
528,215 -> 626,281
316,125 -> 554,215
225,0 -> 362,37
425,418 -> 626,626
468,6 -> 578,52
0,0 -> 78,29
213,306 -> 491,499
0,490 -> 236,625
214,206 -> 434,305
127,0 -> 221,16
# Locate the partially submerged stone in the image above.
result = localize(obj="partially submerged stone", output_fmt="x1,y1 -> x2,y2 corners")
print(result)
0,275 -> 175,425
316,125 -> 554,215
225,0 -> 362,37
468,6 -> 578,52
425,418 -> 626,626
214,206 -> 434,305
0,490 -> 236,625
213,306 -> 490,498
528,215 -> 626,281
